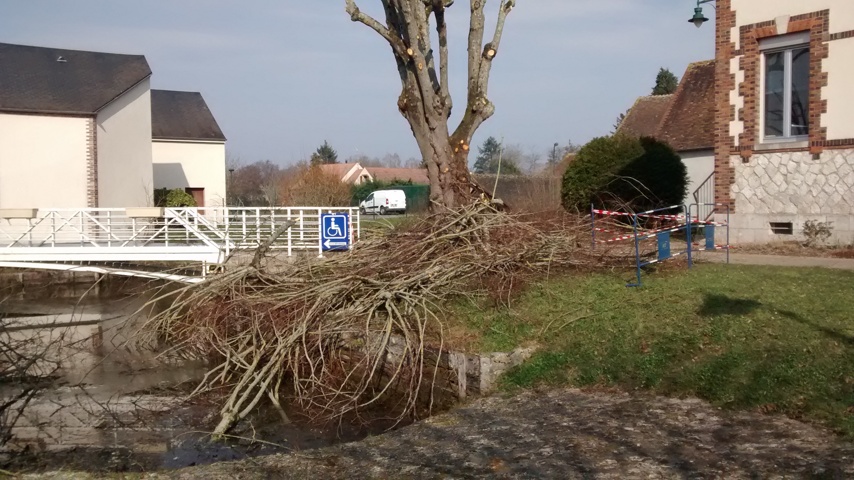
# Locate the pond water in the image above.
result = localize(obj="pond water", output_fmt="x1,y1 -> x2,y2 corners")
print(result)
0,278 -> 415,474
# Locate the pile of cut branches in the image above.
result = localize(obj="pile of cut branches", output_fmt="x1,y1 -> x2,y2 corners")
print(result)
142,204 -> 613,437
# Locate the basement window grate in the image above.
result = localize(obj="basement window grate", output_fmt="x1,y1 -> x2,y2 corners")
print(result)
770,222 -> 794,235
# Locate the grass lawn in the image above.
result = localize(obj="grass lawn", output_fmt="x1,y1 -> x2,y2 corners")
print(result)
450,264 -> 854,437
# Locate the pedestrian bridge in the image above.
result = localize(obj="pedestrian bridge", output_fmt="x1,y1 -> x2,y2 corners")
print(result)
0,207 -> 360,283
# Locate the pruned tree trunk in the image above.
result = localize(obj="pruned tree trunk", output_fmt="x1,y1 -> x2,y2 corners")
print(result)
345,0 -> 516,208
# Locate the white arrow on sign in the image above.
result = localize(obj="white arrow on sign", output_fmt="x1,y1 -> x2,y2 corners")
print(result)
324,239 -> 349,249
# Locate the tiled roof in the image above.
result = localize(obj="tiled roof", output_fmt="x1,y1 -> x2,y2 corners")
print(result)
656,60 -> 716,151
319,163 -> 365,183
365,167 -> 430,184
151,90 -> 226,141
617,95 -> 674,138
617,60 -> 716,152
0,42 -> 151,115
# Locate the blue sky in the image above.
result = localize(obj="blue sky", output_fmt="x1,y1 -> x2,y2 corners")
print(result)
0,1 -> 714,167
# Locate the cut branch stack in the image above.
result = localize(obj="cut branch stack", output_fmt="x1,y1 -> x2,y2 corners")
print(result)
142,205 -> 611,437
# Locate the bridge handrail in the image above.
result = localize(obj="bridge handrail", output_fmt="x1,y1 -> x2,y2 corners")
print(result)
0,206 -> 361,259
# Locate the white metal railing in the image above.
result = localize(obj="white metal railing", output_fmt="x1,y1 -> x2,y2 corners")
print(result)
692,173 -> 715,221
0,206 -> 360,264
169,206 -> 360,257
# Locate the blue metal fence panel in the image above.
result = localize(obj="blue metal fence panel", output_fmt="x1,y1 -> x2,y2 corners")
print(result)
657,231 -> 672,262
705,225 -> 716,251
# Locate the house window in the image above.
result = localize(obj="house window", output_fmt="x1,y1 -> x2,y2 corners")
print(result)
761,32 -> 810,141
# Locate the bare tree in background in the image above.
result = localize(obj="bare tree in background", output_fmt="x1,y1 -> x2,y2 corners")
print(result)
345,0 -> 517,208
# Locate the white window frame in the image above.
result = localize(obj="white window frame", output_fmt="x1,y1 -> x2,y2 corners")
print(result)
759,32 -> 810,144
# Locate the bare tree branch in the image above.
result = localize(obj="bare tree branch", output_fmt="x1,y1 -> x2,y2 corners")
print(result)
477,0 -> 515,93
453,0 -> 514,141
433,0 -> 452,117
345,0 -> 409,57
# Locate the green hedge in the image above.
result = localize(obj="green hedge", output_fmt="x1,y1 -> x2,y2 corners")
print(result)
351,180 -> 431,212
561,136 -> 687,213
154,188 -> 197,207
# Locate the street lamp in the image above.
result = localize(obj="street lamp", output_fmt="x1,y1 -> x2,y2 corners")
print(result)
553,142 -> 559,164
227,168 -> 235,205
689,0 -> 714,28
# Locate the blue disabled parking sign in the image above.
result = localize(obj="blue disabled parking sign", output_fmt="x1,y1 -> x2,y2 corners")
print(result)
321,213 -> 350,251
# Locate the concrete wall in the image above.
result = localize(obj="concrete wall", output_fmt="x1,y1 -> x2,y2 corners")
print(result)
0,113 -> 88,208
729,149 -> 854,243
96,79 -> 153,207
152,140 -> 227,207
679,150 -> 715,206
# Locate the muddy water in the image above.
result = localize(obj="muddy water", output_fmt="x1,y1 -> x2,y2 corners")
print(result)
0,279 -> 410,473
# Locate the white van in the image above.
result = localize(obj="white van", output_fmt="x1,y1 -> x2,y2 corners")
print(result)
359,189 -> 407,215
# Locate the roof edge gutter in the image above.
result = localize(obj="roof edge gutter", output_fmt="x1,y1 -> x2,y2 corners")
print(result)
152,137 -> 227,143
94,72 -> 153,114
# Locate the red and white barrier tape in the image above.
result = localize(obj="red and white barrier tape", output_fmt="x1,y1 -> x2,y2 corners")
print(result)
597,223 -> 689,244
592,209 -> 685,221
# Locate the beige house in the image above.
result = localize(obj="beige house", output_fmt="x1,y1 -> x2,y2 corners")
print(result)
0,42 -> 154,208
151,90 -> 227,207
318,162 -> 373,185
710,1 -> 854,242
319,163 -> 430,186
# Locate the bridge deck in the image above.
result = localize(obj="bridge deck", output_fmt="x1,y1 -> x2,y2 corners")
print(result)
0,207 -> 360,282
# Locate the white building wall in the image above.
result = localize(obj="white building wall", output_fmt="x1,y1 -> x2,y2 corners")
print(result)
732,1 -> 854,33
152,141 -> 227,207
823,40 -> 854,141
679,150 -> 715,206
729,150 -> 854,243
0,113 -> 88,208
96,78 -> 153,208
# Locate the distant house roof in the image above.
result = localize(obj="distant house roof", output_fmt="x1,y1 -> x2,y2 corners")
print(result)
656,60 -> 715,152
617,60 -> 715,152
365,167 -> 429,184
0,42 -> 152,115
151,90 -> 226,142
318,163 -> 371,184
617,95 -> 674,138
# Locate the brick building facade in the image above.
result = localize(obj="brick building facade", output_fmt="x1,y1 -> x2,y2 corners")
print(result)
713,1 -> 854,243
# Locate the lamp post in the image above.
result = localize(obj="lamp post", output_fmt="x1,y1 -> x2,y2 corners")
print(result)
552,142 -> 559,164
227,168 -> 235,205
689,0 -> 714,28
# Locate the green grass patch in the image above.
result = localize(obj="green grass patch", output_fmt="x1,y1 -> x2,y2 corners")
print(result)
450,264 -> 854,437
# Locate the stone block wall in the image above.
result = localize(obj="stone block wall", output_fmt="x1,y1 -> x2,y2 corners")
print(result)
728,149 -> 854,243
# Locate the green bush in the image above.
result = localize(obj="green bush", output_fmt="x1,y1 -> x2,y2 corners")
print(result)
154,188 -> 197,207
561,135 -> 687,212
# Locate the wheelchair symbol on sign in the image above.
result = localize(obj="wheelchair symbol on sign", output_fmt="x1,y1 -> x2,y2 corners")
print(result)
326,222 -> 343,239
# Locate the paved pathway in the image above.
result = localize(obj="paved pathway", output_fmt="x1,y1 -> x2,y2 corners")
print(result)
35,388 -> 844,480
699,251 -> 854,270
